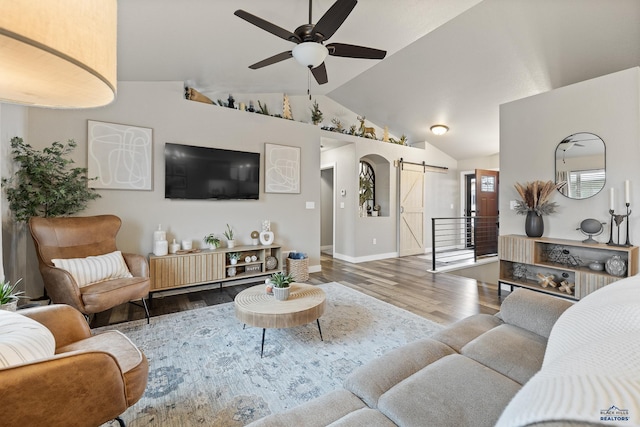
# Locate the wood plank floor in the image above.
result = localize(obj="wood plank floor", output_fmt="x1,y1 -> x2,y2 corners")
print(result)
90,254 -> 506,328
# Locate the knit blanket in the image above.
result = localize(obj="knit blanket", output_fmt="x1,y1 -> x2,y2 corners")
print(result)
496,277 -> 640,427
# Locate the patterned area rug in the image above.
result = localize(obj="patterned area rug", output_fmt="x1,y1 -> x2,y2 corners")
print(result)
100,282 -> 444,426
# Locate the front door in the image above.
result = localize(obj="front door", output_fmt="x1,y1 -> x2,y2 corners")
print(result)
474,169 -> 499,256
399,163 -> 424,256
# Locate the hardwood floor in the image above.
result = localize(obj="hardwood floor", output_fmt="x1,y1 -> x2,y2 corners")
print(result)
90,253 -> 505,328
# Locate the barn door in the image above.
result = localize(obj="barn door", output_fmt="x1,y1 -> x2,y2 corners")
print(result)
399,163 -> 424,256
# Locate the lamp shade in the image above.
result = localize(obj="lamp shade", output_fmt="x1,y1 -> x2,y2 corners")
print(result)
292,42 -> 329,69
0,0 -> 117,108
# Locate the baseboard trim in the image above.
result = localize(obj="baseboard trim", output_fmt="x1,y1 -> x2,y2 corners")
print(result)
333,252 -> 398,264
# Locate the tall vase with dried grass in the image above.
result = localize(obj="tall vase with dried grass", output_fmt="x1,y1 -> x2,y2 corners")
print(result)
514,180 -> 562,237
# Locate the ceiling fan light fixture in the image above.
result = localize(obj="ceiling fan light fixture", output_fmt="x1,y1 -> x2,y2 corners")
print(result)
292,42 -> 329,69
430,124 -> 449,135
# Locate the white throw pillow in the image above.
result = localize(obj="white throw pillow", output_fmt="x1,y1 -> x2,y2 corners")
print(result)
52,250 -> 133,287
0,310 -> 55,368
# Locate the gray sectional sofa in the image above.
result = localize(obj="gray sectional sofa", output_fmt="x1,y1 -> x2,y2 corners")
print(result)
248,276 -> 640,426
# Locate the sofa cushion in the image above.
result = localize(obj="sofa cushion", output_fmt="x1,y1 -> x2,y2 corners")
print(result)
378,354 -> 521,427
432,313 -> 503,352
0,310 -> 55,368
344,338 -> 455,408
499,288 -> 573,338
496,278 -> 640,427
327,408 -> 397,427
461,323 -> 547,385
246,389 -> 367,427
52,250 -> 133,287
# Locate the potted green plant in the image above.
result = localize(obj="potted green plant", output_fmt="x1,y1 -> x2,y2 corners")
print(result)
0,278 -> 24,311
227,252 -> 241,265
203,233 -> 220,249
270,272 -> 294,301
224,224 -> 236,248
1,137 -> 100,222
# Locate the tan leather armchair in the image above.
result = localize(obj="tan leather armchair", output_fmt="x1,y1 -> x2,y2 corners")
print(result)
29,215 -> 150,323
2,304 -> 148,427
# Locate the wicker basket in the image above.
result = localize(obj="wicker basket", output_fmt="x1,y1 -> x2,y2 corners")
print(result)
286,257 -> 309,282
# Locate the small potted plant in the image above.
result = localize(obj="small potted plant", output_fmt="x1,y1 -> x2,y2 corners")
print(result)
228,252 -> 241,265
224,224 -> 235,248
0,278 -> 24,311
270,272 -> 294,301
203,233 -> 220,249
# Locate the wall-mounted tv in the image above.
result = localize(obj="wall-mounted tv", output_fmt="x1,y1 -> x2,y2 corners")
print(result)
165,143 -> 260,200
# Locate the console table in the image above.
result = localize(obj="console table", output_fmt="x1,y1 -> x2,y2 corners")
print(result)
148,244 -> 282,297
498,235 -> 638,300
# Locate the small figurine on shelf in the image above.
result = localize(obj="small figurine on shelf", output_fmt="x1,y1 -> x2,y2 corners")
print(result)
558,280 -> 574,295
227,94 -> 235,109
536,273 -> 557,288
310,100 -> 323,125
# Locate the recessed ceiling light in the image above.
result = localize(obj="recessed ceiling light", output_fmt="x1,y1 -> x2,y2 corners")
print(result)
430,125 -> 449,135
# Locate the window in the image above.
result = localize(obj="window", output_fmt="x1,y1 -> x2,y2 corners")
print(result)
359,161 -> 375,213
568,169 -> 605,198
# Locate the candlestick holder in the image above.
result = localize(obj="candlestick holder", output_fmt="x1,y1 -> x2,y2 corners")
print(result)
607,203 -> 632,247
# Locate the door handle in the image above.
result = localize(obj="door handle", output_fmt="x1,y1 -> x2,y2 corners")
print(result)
400,206 -> 405,213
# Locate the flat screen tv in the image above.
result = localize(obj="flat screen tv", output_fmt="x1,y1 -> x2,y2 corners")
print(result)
165,143 -> 260,200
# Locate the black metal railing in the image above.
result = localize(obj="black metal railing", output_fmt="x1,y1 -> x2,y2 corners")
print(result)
430,216 -> 499,271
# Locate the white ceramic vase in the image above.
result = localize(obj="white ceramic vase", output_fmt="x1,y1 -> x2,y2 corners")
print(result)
259,231 -> 274,245
272,286 -> 290,301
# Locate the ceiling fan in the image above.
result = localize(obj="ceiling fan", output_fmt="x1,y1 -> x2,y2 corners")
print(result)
234,0 -> 387,85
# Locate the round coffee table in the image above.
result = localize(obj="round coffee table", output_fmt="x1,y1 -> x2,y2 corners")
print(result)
234,283 -> 326,357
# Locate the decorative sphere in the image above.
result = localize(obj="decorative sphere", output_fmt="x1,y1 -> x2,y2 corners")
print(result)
580,218 -> 603,234
251,230 -> 259,238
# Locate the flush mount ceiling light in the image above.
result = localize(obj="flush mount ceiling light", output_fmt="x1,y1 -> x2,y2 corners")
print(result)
430,124 -> 449,135
292,42 -> 329,69
0,0 -> 117,108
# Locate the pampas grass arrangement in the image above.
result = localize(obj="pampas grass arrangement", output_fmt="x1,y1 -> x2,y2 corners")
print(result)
514,180 -> 561,216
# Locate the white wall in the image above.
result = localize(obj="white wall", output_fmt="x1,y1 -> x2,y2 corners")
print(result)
10,81 -> 324,296
500,67 -> 640,243
0,104 -> 32,294
321,133 -> 459,261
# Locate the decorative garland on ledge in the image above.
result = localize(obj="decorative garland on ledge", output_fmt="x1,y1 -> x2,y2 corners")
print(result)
185,87 -> 408,145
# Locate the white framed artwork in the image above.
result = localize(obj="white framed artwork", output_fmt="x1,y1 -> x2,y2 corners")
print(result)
264,143 -> 301,194
87,120 -> 153,190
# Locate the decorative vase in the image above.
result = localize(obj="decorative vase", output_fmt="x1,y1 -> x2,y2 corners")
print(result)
230,258 -> 237,265
0,299 -> 18,311
227,267 -> 236,277
273,286 -> 290,301
259,231 -> 274,246
525,211 -> 544,237
605,255 -> 627,276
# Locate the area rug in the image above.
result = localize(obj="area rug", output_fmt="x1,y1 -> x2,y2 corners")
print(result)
99,282 -> 444,426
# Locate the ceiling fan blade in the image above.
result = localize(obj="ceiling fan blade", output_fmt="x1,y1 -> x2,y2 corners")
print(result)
327,43 -> 386,59
249,51 -> 293,70
311,62 -> 328,85
312,0 -> 357,41
234,10 -> 301,43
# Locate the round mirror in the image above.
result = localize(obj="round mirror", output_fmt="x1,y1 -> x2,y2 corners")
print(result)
555,132 -> 605,199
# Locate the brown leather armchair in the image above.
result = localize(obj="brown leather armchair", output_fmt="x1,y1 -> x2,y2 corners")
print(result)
29,215 -> 150,323
2,304 -> 148,427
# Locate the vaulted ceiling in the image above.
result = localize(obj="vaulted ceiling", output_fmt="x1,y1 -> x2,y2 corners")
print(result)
117,0 -> 640,160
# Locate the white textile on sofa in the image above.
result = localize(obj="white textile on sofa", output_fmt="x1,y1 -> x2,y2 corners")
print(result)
496,278 -> 640,427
